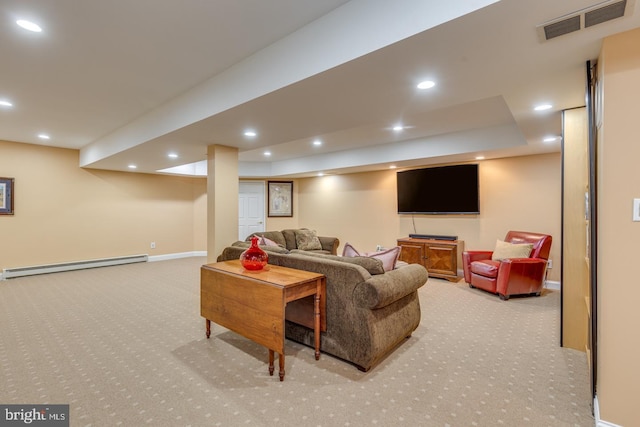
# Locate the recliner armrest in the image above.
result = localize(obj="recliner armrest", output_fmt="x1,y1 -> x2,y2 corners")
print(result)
496,258 -> 548,296
462,250 -> 493,282
463,250 -> 493,262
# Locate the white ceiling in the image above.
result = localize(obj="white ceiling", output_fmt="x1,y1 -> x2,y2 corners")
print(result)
2,0 -> 639,178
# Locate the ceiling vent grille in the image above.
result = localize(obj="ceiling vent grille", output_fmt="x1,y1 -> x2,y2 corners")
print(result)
537,0 -> 632,42
585,0 -> 627,27
544,15 -> 582,40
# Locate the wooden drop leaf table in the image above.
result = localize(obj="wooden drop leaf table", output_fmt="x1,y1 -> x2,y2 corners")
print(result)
200,259 -> 326,381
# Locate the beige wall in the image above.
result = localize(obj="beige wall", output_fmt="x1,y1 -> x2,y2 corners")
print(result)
0,140 -> 207,271
264,181 -> 300,232
1,140 -> 561,285
297,153 -> 562,282
597,27 -> 640,426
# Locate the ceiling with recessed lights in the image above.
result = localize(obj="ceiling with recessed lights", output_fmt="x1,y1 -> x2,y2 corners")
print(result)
1,0 -> 639,178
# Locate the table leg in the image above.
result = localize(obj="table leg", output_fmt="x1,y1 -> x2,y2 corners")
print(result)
268,350 -> 275,376
205,319 -> 211,339
314,291 -> 321,360
279,353 -> 285,381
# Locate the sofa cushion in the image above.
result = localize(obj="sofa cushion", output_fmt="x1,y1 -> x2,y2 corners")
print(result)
470,259 -> 501,278
280,229 -> 298,250
294,229 -> 323,251
290,250 -> 385,275
491,239 -> 534,261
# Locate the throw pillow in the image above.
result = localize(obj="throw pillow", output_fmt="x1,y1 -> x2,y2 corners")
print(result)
342,242 -> 361,257
294,229 -> 323,251
365,246 -> 401,272
491,239 -> 534,261
259,235 -> 280,247
341,242 -> 401,272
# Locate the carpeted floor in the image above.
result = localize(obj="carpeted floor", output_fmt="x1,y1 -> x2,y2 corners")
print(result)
0,257 -> 594,426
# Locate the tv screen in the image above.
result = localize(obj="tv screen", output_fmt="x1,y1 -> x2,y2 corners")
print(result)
397,164 -> 479,214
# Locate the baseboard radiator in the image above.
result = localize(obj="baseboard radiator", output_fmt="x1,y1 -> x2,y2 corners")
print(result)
1,254 -> 149,280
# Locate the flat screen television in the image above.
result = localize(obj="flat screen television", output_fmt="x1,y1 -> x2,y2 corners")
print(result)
397,164 -> 479,214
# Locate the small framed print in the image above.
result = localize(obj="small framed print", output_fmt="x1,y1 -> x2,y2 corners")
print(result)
268,181 -> 293,217
0,177 -> 14,215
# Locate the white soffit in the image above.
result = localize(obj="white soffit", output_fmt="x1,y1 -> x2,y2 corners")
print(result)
240,123 -> 525,178
79,0 -> 500,168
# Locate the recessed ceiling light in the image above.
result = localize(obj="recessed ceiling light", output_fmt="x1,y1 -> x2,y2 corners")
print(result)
317,172 -> 324,177
16,20 -> 42,32
38,134 -> 50,140
0,100 -> 13,107
168,153 -> 178,158
244,130 -> 257,137
392,125 -> 404,131
313,140 -> 322,146
534,104 -> 553,111
389,165 -> 397,169
475,156 -> 485,160
543,136 -> 560,143
128,164 -> 137,169
263,151 -> 271,156
417,80 -> 436,90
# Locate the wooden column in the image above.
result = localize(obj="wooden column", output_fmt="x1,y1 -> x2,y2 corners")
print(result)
561,107 -> 589,351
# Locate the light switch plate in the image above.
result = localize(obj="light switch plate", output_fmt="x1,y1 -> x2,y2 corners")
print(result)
634,199 -> 640,222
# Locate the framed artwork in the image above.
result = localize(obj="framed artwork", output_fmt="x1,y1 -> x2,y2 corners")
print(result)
0,177 -> 14,215
268,181 -> 293,217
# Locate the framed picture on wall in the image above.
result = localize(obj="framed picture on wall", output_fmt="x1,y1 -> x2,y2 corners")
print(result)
268,181 -> 293,217
0,177 -> 15,215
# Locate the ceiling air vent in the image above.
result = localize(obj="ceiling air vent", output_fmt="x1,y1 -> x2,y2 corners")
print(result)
537,0 -> 633,42
585,0 -> 627,27
544,15 -> 581,40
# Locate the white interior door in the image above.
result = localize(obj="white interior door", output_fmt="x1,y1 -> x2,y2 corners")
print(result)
238,181 -> 266,241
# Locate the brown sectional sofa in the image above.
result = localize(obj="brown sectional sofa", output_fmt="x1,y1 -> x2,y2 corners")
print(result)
242,228 -> 340,255
216,236 -> 428,372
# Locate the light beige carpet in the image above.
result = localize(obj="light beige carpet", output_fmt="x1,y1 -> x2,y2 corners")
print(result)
0,257 -> 593,426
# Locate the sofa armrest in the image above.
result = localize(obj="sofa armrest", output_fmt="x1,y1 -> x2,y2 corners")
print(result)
318,236 -> 340,255
353,264 -> 428,309
462,250 -> 493,282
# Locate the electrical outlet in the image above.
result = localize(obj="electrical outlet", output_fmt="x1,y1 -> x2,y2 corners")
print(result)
633,198 -> 640,221
547,259 -> 553,269
150,242 -> 156,249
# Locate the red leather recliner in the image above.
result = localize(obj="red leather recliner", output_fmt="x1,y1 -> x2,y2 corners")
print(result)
462,231 -> 552,300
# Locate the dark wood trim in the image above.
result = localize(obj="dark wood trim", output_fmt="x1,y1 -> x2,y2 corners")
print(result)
586,59 -> 598,400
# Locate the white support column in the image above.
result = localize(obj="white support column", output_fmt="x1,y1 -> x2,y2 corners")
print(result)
207,145 -> 239,263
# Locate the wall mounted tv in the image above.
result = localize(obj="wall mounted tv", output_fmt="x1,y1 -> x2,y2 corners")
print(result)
396,164 -> 480,214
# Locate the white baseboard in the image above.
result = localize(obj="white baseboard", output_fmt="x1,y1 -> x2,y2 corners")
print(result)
1,254 -> 149,280
594,395 -> 623,427
545,280 -> 561,290
0,252 -> 208,280
148,251 -> 207,262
